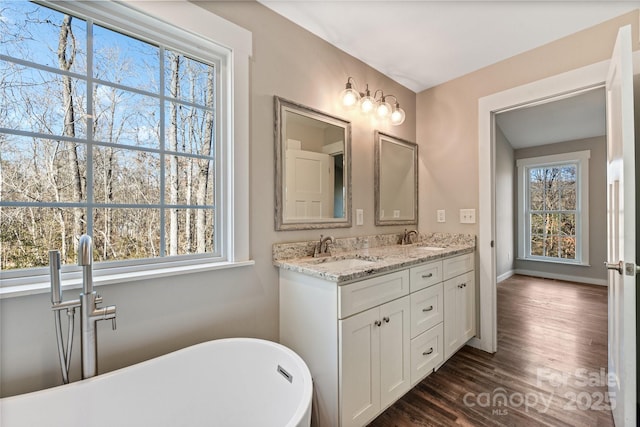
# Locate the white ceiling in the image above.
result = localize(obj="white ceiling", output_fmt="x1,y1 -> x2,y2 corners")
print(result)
258,0 -> 627,147
258,0 -> 638,93
495,87 -> 606,149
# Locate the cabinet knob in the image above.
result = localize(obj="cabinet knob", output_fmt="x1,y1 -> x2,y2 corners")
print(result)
422,273 -> 433,279
422,305 -> 433,312
383,316 -> 390,323
423,348 -> 434,356
374,320 -> 382,327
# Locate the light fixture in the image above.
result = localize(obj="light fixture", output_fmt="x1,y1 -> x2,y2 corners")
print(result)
339,77 -> 406,126
340,77 -> 360,109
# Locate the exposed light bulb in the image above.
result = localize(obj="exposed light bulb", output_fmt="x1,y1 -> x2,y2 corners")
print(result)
340,83 -> 360,109
360,95 -> 375,113
390,103 -> 406,125
360,85 -> 375,114
376,99 -> 392,118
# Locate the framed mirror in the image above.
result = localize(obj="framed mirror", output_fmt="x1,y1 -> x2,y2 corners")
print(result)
375,131 -> 418,226
274,96 -> 352,230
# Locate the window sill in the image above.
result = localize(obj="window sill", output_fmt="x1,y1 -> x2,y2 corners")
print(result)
0,260 -> 255,300
516,257 -> 590,267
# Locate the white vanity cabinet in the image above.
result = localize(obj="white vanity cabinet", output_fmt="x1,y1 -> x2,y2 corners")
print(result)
340,294 -> 410,427
279,251 -> 475,427
443,254 -> 476,360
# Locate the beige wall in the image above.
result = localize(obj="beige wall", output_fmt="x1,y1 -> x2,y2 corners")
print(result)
416,10 -> 639,234
495,127 -> 515,280
0,1 -> 415,397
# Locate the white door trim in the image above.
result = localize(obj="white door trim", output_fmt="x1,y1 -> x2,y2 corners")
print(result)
474,50 -> 640,354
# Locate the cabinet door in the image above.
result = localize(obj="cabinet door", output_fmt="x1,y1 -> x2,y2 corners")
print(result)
379,296 -> 410,409
339,308 -> 381,427
459,272 -> 476,342
443,277 -> 461,360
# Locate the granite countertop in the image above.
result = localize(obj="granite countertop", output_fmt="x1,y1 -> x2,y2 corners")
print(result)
273,233 -> 475,284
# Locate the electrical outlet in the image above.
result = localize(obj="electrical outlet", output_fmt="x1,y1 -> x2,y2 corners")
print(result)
393,210 -> 400,218
459,208 -> 476,224
437,210 -> 446,223
356,209 -> 364,226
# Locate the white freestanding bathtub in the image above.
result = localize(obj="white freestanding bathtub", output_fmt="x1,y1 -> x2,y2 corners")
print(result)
0,338 -> 312,427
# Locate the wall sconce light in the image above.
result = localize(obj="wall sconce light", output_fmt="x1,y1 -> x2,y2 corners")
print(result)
340,77 -> 406,125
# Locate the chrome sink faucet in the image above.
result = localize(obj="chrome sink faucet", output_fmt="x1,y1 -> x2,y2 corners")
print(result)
314,235 -> 335,258
78,235 -> 116,379
402,229 -> 418,245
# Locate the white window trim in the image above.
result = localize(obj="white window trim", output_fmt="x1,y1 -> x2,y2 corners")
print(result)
0,0 -> 253,298
516,150 -> 590,266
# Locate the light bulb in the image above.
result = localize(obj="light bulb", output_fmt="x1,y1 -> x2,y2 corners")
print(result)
340,84 -> 360,109
376,99 -> 392,118
390,104 -> 406,125
360,95 -> 375,113
360,85 -> 375,114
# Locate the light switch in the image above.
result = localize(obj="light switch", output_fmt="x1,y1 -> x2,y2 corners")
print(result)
459,209 -> 476,224
437,210 -> 446,223
356,209 -> 364,226
393,210 -> 400,218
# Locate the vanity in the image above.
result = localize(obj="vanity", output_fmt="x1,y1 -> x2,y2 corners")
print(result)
274,233 -> 476,427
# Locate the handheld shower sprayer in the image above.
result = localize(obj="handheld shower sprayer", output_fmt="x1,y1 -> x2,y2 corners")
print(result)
49,235 -> 117,383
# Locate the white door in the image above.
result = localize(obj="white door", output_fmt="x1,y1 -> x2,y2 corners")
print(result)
605,24 -> 636,427
285,149 -> 334,219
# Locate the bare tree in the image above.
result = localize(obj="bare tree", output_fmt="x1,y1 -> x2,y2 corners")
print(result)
57,14 -> 84,253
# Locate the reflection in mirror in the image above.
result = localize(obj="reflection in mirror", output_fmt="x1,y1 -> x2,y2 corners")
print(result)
375,131 -> 418,226
275,97 -> 352,230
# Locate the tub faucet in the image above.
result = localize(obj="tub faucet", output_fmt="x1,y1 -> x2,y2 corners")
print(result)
402,229 -> 418,245
78,235 -> 116,379
314,235 -> 335,258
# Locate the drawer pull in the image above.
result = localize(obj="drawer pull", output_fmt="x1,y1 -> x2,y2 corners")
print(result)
374,320 -> 382,327
423,348 -> 434,356
383,316 -> 390,323
421,273 -> 433,279
422,305 -> 434,312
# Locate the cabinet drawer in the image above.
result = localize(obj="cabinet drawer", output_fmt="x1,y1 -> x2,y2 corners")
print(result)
410,283 -> 443,338
410,323 -> 443,385
443,253 -> 474,280
339,270 -> 410,319
409,260 -> 443,292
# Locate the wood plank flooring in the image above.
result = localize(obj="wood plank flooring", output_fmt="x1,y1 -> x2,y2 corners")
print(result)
368,275 -> 613,427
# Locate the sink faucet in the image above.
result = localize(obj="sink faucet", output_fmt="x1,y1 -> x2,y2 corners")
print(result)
314,235 -> 335,258
78,235 -> 116,379
401,229 -> 418,245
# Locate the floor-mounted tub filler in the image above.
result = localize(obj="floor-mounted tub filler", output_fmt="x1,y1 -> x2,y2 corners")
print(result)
1,338 -> 313,427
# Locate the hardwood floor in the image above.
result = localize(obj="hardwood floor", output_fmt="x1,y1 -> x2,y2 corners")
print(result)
369,275 -> 613,427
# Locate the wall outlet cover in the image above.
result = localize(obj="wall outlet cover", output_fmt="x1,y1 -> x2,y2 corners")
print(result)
356,209 -> 364,226
437,210 -> 446,223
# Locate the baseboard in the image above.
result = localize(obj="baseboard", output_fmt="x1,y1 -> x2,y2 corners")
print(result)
496,270 -> 515,283
513,269 -> 608,286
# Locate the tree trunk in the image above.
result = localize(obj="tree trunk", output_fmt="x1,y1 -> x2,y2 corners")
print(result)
168,53 -> 180,256
58,14 -> 84,255
196,69 -> 215,253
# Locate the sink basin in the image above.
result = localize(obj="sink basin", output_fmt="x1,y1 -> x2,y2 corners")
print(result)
416,246 -> 445,251
303,255 -> 381,270
318,258 -> 377,270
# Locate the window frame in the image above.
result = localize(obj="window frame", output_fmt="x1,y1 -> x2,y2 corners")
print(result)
516,150 -> 590,266
0,0 -> 252,296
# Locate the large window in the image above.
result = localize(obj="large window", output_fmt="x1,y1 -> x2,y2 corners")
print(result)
0,1 -> 238,280
517,151 -> 590,265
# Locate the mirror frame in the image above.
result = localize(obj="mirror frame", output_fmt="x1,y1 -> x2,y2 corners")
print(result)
374,131 -> 418,226
274,96 -> 352,230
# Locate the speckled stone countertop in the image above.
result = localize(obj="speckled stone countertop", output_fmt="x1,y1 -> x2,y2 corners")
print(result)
273,232 -> 476,284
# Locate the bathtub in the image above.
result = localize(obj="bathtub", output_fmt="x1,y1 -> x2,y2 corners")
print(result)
0,338 -> 312,427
